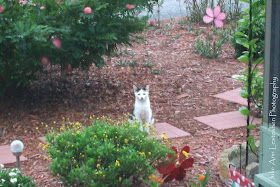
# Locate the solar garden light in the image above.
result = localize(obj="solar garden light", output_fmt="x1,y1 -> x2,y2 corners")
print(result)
10,140 -> 24,171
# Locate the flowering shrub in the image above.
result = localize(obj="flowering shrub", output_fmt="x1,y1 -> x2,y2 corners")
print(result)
44,118 -> 173,186
0,165 -> 36,187
0,0 -> 155,96
157,146 -> 194,182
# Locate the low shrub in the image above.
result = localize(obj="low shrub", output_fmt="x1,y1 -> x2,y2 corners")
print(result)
0,166 -> 36,187
45,118 -> 173,186
194,38 -> 223,59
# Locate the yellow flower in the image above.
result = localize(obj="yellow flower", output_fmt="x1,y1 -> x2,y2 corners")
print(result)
119,177 -> 122,182
115,160 -> 120,167
182,150 -> 189,158
103,175 -> 105,178
148,152 -> 151,155
96,164 -> 100,168
94,135 -> 97,138
131,138 -> 134,141
115,136 -> 118,139
35,127 -> 38,130
117,149 -> 119,152
124,139 -> 128,143
132,125 -> 136,128
139,152 -> 146,157
161,134 -> 168,141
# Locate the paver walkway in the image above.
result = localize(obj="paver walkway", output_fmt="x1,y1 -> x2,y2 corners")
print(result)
213,87 -> 247,106
194,111 -> 261,130
38,122 -> 190,143
0,145 -> 28,165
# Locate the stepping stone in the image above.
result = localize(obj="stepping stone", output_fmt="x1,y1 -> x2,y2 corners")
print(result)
213,88 -> 247,106
152,122 -> 191,139
38,137 -> 46,143
194,111 -> 261,130
38,123 -> 191,142
0,145 -> 28,165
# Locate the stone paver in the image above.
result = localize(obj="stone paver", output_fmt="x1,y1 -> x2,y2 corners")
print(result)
213,87 -> 247,106
38,137 -> 46,143
38,123 -> 191,142
153,122 -> 191,139
194,111 -> 261,130
0,145 -> 28,165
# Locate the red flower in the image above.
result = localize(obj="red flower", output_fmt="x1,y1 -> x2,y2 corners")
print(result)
126,4 -> 135,9
84,7 -> 92,14
157,146 -> 194,182
51,37 -> 62,49
66,65 -> 72,72
41,56 -> 50,67
0,6 -> 4,13
149,20 -> 156,26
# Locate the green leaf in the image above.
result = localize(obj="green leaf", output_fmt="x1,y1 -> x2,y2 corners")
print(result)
248,124 -> 256,131
247,135 -> 254,142
238,55 -> 249,62
239,107 -> 250,116
254,57 -> 264,64
241,90 -> 249,98
240,0 -> 250,3
238,19 -> 248,24
234,32 -> 248,38
249,38 -> 259,46
236,38 -> 249,48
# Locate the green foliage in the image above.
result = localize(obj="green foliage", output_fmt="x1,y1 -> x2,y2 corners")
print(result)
194,38 -> 223,59
186,168 -> 210,187
0,0 -> 155,96
230,0 -> 265,58
45,119 -> 172,186
185,0 -> 243,23
0,167 -> 36,187
152,68 -> 163,75
143,61 -> 154,68
118,59 -> 138,67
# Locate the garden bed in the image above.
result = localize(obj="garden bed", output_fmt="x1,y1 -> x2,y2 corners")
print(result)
0,19 -> 260,186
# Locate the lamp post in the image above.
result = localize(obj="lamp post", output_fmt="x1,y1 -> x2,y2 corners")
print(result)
10,140 -> 24,171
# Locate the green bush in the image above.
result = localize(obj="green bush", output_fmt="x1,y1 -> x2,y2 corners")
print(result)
0,166 -> 36,187
230,0 -> 265,58
45,118 -> 173,186
0,0 -> 155,96
194,38 -> 223,59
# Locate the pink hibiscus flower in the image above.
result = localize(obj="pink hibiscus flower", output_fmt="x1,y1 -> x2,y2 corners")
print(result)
0,6 -> 4,13
203,6 -> 226,28
51,37 -> 62,49
126,4 -> 135,9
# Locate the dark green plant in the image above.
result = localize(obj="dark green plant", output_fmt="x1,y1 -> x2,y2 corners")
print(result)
236,0 -> 265,166
45,118 -> 173,186
0,167 -> 36,187
144,61 -> 154,68
0,0 -> 155,96
230,0 -> 265,58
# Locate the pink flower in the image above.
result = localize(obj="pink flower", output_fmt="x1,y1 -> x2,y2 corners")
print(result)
0,6 -> 4,13
41,57 -> 50,67
149,20 -> 156,26
51,37 -> 62,49
126,4 -> 135,9
19,0 -> 27,5
203,6 -> 226,28
40,6 -> 45,10
66,65 -> 72,72
84,7 -> 92,14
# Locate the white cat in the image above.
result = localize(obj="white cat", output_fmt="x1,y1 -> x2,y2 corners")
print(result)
130,85 -> 154,133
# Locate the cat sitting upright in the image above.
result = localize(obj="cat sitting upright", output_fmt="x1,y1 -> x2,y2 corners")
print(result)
130,85 -> 154,133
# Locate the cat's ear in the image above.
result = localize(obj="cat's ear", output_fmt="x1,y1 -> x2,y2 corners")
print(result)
133,85 -> 138,92
145,85 -> 149,92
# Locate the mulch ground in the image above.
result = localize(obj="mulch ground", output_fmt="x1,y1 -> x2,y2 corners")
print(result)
0,19 -> 260,186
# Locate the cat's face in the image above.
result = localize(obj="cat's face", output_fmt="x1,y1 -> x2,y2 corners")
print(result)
133,85 -> 149,101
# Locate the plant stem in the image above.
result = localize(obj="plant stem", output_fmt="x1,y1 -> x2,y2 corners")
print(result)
245,0 -> 253,175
